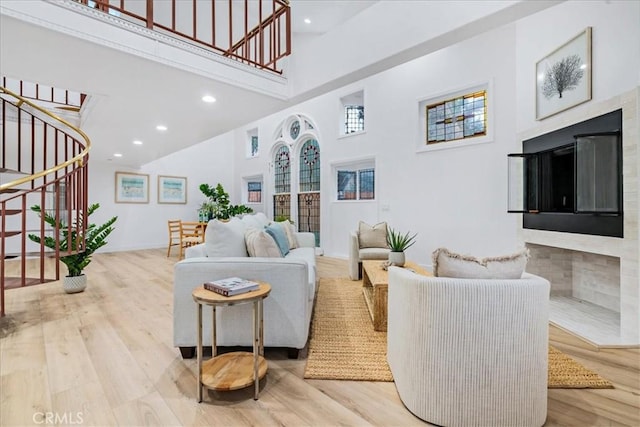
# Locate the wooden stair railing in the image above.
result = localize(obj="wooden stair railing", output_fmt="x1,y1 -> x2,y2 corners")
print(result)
224,0 -> 291,71
74,0 -> 291,74
0,86 -> 91,317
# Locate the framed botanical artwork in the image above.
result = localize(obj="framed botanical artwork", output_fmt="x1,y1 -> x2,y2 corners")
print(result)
536,27 -> 592,120
158,175 -> 187,204
115,171 -> 149,203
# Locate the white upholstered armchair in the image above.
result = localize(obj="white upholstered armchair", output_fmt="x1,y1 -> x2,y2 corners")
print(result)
348,221 -> 390,280
387,267 -> 550,427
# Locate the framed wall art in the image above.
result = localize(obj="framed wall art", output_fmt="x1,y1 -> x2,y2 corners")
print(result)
536,27 -> 592,120
115,171 -> 149,203
158,175 -> 187,204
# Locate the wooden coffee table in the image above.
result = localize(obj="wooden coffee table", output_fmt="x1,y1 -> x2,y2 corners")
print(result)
362,260 -> 431,331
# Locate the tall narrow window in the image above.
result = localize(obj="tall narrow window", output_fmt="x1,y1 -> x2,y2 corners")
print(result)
247,128 -> 259,158
299,140 -> 320,192
359,168 -> 375,200
247,181 -> 262,203
274,146 -> 291,194
299,139 -> 321,245
251,136 -> 259,157
337,171 -> 357,200
273,145 -> 291,220
340,90 -> 365,136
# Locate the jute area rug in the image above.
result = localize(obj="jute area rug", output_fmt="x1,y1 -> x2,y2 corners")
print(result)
304,277 -> 613,389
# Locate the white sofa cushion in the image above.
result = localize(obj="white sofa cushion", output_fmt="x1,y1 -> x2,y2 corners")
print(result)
432,247 -> 529,279
358,221 -> 388,249
245,228 -> 282,258
278,220 -> 299,249
242,212 -> 269,229
204,218 -> 248,257
286,247 -> 317,301
359,247 -> 391,260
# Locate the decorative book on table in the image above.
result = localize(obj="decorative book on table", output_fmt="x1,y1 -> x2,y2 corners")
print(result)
204,277 -> 259,296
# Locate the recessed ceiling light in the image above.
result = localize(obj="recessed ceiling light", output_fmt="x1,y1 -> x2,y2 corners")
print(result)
114,153 -> 123,157
202,95 -> 216,103
133,140 -> 143,145
304,18 -> 311,24
156,125 -> 168,131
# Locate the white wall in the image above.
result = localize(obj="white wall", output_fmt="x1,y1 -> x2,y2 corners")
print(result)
515,0 -> 640,133
290,0 -> 526,96
88,131 -> 235,252
84,0 -> 640,268
230,23 -> 520,267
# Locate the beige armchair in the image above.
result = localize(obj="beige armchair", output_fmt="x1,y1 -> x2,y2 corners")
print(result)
387,267 -> 550,427
348,221 -> 390,280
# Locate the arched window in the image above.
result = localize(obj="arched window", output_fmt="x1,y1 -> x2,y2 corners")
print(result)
270,114 -> 321,245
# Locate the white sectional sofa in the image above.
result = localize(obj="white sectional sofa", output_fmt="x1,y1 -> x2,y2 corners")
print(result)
173,212 -> 317,359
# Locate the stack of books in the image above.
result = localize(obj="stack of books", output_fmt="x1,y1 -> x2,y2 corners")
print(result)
204,277 -> 259,297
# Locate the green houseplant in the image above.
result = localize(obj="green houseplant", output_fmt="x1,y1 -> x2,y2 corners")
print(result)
386,227 -> 417,267
199,183 -> 253,220
28,203 -> 118,293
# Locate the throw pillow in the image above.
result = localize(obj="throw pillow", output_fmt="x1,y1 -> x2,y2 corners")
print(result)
358,221 -> 389,249
204,218 -> 248,257
265,223 -> 290,256
277,220 -> 298,249
245,228 -> 283,258
432,247 -> 530,279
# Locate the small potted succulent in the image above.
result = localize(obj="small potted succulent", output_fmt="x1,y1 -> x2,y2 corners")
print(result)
386,227 -> 417,267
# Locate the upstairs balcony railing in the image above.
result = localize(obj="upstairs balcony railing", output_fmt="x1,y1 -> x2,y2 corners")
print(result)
1,76 -> 86,110
77,0 -> 291,74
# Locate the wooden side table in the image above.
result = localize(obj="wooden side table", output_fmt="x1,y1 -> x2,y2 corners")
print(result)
192,282 -> 271,402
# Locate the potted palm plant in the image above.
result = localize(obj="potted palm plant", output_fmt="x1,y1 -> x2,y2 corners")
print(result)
387,227 -> 417,267
28,203 -> 118,293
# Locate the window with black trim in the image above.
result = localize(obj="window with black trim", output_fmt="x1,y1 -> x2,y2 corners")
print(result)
345,106 -> 364,134
340,91 -> 364,135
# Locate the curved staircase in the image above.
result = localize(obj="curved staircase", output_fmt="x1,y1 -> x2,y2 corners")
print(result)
0,85 -> 91,317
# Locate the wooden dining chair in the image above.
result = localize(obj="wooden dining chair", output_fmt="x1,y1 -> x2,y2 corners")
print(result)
167,220 -> 182,257
179,221 -> 205,259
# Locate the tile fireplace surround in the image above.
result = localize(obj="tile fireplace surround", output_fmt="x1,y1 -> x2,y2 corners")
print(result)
517,87 -> 639,348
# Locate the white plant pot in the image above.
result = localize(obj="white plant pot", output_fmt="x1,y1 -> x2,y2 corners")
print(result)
63,274 -> 87,294
388,251 -> 405,267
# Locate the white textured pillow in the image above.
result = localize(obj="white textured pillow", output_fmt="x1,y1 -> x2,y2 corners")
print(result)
432,247 -> 529,279
204,218 -> 248,257
358,221 -> 388,249
245,228 -> 283,258
277,220 -> 298,249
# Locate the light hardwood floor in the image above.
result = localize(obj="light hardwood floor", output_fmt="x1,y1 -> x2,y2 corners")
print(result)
1,249 -> 638,426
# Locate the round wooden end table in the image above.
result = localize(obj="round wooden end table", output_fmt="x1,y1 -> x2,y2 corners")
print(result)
192,282 -> 271,402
